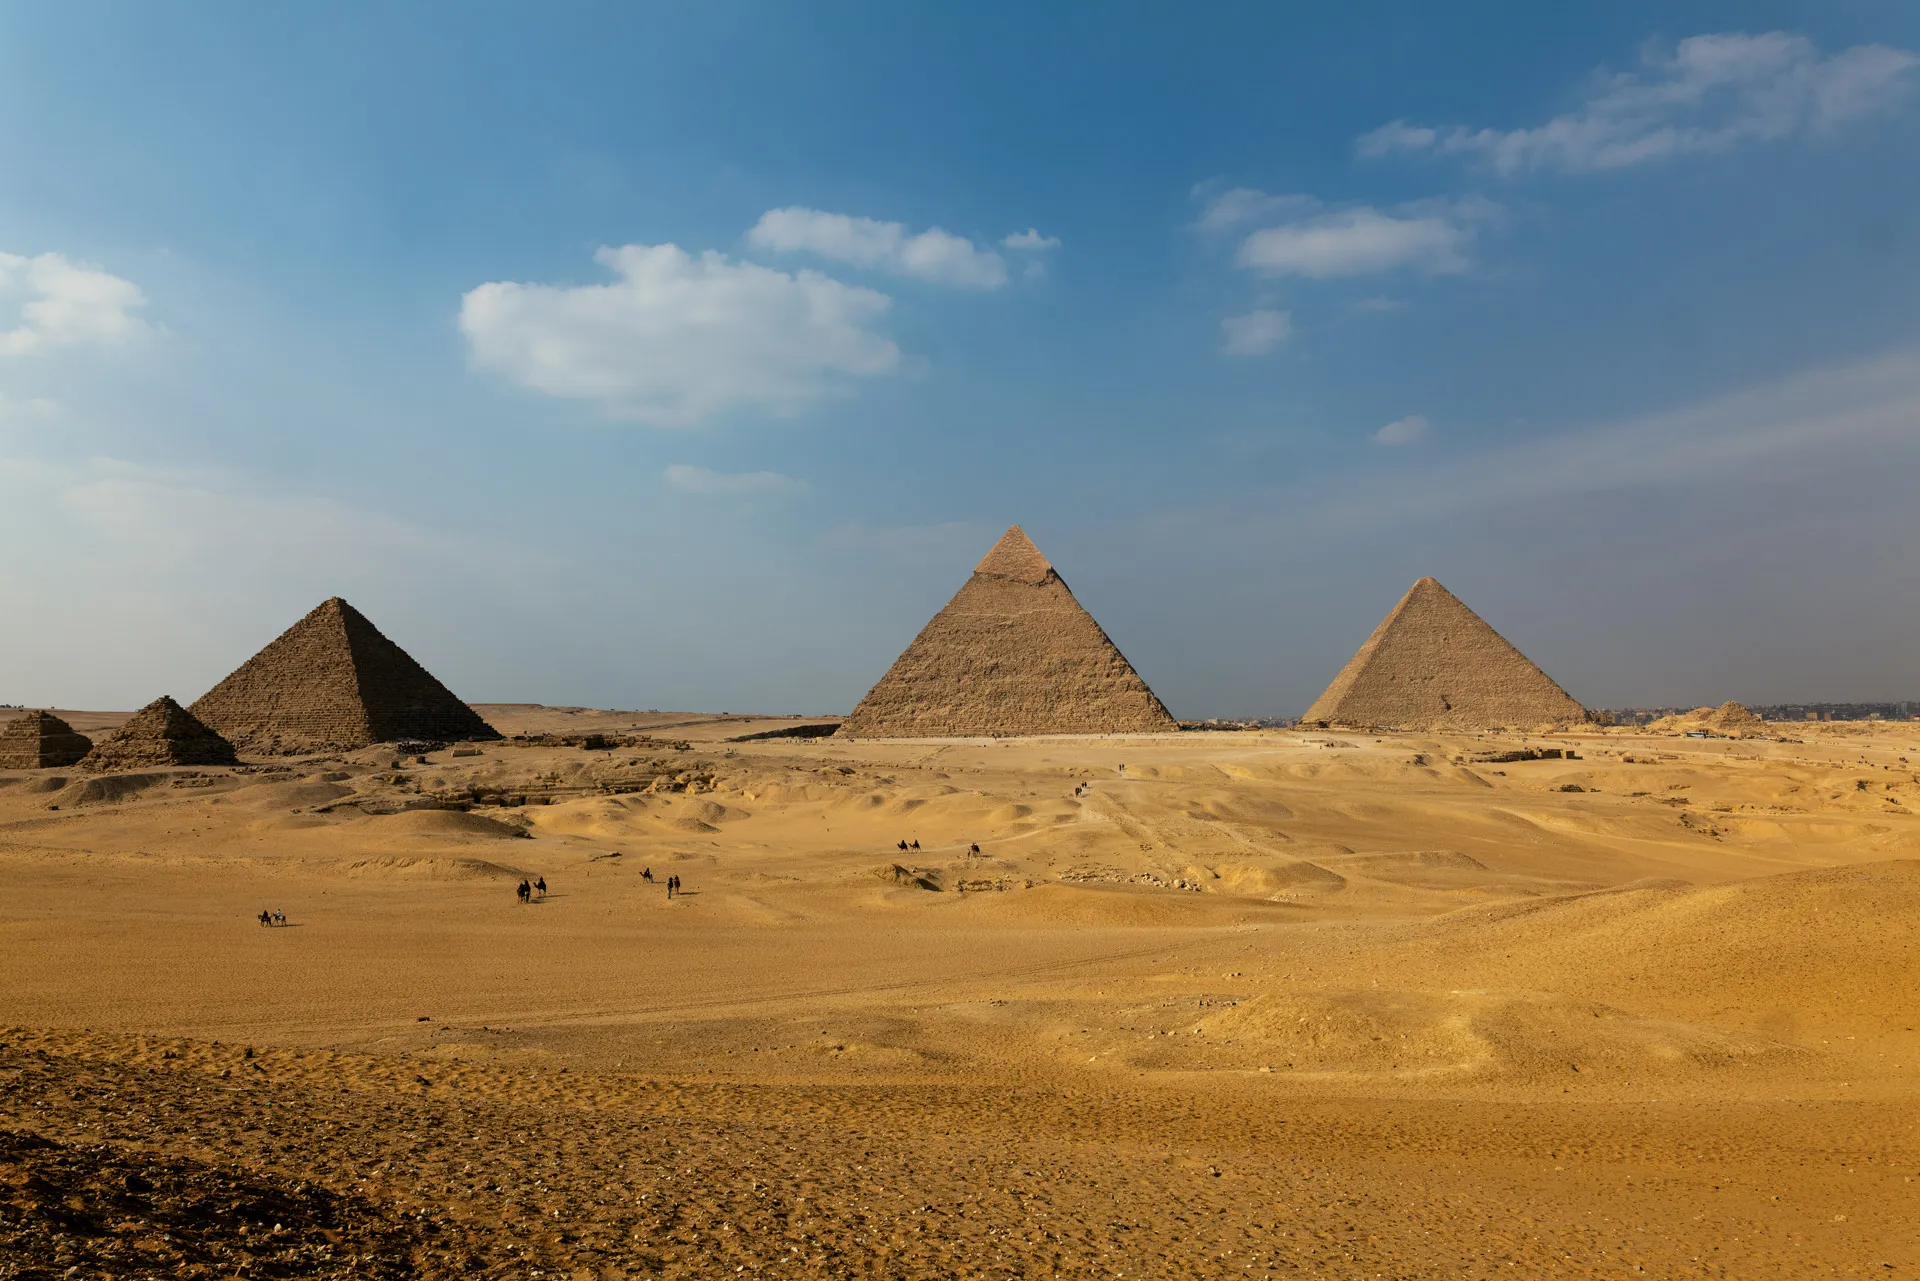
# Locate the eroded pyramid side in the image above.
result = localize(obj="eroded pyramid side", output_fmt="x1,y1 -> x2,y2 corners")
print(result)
842,527 -> 1176,738
82,696 -> 237,772
0,710 -> 93,769
334,602 -> 502,747
191,598 -> 499,754
1303,577 -> 1587,731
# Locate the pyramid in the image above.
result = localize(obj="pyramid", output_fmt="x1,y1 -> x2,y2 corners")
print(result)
190,597 -> 501,755
81,696 -> 238,772
0,711 -> 93,769
1302,577 -> 1588,731
842,526 -> 1177,738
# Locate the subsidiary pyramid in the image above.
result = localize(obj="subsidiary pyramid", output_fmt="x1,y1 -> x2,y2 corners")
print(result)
842,526 -> 1176,738
1303,577 -> 1588,731
81,696 -> 237,771
190,598 -> 501,754
0,711 -> 93,769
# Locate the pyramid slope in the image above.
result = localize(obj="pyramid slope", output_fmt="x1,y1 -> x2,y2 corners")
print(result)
191,598 -> 501,754
842,526 -> 1176,738
1304,578 -> 1588,731
972,525 -> 1054,583
0,711 -> 93,769
82,697 -> 237,772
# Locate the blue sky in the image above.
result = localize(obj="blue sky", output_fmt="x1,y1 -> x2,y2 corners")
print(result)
3,2 -> 1919,717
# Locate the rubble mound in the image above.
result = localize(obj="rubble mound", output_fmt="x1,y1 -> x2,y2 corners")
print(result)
1304,577 -> 1588,731
1649,701 -> 1767,738
0,710 -> 93,769
191,597 -> 501,754
80,697 -> 238,771
842,526 -> 1176,738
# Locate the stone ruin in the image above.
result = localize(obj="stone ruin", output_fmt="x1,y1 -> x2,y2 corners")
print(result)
81,696 -> 238,772
0,711 -> 94,769
841,525 -> 1177,738
190,597 -> 502,755
1303,577 -> 1589,732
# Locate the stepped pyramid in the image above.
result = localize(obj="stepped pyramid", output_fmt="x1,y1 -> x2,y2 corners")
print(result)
0,711 -> 93,769
842,526 -> 1176,738
1303,577 -> 1588,731
81,696 -> 237,771
191,597 -> 501,755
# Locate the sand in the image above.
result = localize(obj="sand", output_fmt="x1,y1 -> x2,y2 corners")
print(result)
2,709 -> 1918,1277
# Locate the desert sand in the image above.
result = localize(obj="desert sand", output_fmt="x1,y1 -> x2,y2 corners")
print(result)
2,706 -> 1918,1277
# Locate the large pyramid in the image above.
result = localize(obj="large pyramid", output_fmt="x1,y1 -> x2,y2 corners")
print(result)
81,696 -> 238,771
842,526 -> 1176,738
191,597 -> 501,754
0,711 -> 93,769
1304,577 -> 1588,731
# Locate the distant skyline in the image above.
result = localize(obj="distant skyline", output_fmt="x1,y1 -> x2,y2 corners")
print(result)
3,3 -> 1919,717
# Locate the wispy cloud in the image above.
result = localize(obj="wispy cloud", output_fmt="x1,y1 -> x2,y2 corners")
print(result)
460,243 -> 904,427
1001,228 -> 1061,251
1358,31 -> 1918,174
1191,187 -> 1316,237
1220,309 -> 1292,356
1372,414 -> 1428,446
663,463 -> 806,496
748,207 -> 1009,289
1213,193 -> 1499,278
0,251 -> 148,357
1197,189 -> 1500,281
1317,349 -> 1920,530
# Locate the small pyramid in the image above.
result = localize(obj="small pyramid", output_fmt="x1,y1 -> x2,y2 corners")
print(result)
1303,577 -> 1588,731
842,526 -> 1176,738
81,696 -> 238,772
0,711 -> 93,769
191,598 -> 501,755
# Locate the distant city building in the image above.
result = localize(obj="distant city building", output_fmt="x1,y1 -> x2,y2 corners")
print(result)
1594,702 -> 1919,724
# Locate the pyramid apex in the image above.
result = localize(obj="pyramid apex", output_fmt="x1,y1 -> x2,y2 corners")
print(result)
973,525 -> 1054,583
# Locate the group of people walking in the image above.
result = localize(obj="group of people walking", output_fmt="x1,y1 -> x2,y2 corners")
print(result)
640,867 -> 683,898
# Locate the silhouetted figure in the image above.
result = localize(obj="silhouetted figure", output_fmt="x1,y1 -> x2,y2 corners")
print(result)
969,843 -> 980,857
258,910 -> 272,927
897,839 -> 909,852
517,880 -> 531,904
910,839 -> 920,851
535,877 -> 547,899
642,867 -> 654,883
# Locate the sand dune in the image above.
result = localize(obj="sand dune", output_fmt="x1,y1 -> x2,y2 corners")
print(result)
3,717 -> 1918,1275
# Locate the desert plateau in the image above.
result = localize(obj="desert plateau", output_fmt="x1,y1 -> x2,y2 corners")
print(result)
3,702 -> 1917,1278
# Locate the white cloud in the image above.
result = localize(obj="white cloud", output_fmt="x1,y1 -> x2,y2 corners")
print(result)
1001,228 -> 1061,251
1220,309 -> 1292,356
1372,414 -> 1429,446
747,207 -> 1008,289
1192,187 -> 1317,236
663,463 -> 806,496
1235,203 -> 1482,278
1358,31 -> 1918,173
0,251 -> 148,357
459,243 -> 905,427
